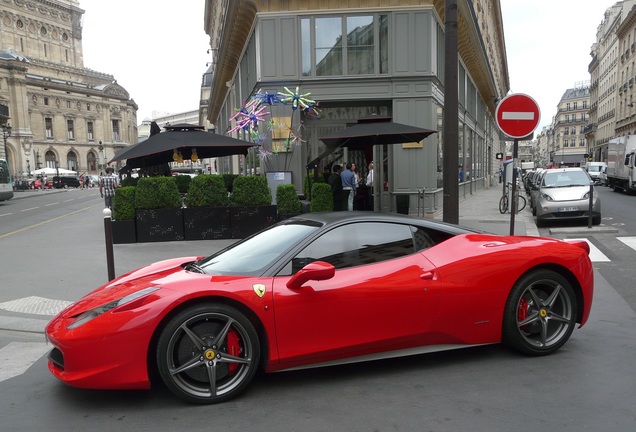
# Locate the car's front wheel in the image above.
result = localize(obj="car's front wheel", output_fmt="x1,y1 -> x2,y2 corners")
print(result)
502,269 -> 577,356
156,303 -> 260,404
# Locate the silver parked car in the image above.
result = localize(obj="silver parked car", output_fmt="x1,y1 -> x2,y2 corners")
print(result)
535,167 -> 601,227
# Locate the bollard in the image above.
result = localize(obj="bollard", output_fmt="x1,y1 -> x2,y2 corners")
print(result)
103,208 -> 116,281
588,182 -> 593,229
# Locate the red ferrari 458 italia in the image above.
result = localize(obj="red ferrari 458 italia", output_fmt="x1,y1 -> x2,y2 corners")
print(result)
45,212 -> 593,404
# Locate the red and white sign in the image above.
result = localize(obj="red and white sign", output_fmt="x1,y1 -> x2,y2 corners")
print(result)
495,93 -> 541,139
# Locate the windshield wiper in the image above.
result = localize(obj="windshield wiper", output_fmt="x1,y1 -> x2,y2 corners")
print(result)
185,262 -> 206,274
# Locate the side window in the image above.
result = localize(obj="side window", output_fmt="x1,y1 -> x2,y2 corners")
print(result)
287,222 -> 415,274
412,226 -> 451,251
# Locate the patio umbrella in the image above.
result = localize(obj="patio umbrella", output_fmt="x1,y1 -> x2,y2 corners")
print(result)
31,167 -> 77,176
319,115 -> 437,151
110,123 -> 256,169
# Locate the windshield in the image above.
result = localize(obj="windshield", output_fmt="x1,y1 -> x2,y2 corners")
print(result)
542,170 -> 591,188
198,221 -> 321,275
588,165 -> 602,173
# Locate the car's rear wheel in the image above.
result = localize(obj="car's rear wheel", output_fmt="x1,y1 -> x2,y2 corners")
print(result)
156,303 -> 260,404
502,269 -> 577,356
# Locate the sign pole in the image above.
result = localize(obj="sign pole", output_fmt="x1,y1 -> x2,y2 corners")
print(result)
509,138 -> 518,236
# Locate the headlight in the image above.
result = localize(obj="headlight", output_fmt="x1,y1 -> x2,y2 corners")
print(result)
540,193 -> 554,201
67,287 -> 160,330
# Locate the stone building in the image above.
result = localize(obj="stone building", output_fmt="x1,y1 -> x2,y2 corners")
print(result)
551,85 -> 590,167
203,0 -> 509,214
615,2 -> 636,139
0,0 -> 137,178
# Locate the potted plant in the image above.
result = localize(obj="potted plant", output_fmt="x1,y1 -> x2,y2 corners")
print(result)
135,176 -> 184,242
183,175 -> 231,240
111,186 -> 137,244
276,184 -> 301,220
310,182 -> 334,212
230,175 -> 276,238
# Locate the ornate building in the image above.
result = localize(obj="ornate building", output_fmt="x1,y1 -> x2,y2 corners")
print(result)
203,0 -> 509,214
551,85 -> 590,167
0,0 -> 137,178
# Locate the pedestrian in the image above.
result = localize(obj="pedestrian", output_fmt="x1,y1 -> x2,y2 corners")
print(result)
365,161 -> 374,210
328,164 -> 344,211
100,166 -> 118,209
340,163 -> 357,211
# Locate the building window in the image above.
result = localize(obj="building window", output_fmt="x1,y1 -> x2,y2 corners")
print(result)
44,97 -> 49,106
67,119 -> 75,140
564,139 -> 569,147
45,117 -> 53,139
87,103 -> 91,111
87,151 -> 97,171
583,101 -> 588,109
87,121 -> 94,141
565,115 -> 569,122
112,119 -> 120,142
66,100 -> 71,109
571,127 -> 576,135
573,102 -> 578,110
566,103 -> 571,111
67,151 -> 77,171
301,14 -> 388,77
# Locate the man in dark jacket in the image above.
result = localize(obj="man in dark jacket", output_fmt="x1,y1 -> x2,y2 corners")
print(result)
328,164 -> 344,211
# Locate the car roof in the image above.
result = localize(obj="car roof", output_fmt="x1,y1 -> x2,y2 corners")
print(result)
280,211 -> 476,235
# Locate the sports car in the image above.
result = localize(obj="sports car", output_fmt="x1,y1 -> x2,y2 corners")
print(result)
45,212 -> 594,404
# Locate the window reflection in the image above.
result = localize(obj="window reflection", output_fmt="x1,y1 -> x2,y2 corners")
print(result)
316,17 -> 343,76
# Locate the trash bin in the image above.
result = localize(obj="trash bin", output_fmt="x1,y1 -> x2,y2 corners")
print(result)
396,195 -> 409,215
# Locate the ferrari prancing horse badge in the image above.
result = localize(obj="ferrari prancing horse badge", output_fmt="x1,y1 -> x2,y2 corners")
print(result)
253,284 -> 266,298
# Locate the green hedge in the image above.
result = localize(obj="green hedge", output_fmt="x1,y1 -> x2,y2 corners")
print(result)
174,175 -> 192,194
231,175 -> 271,206
222,174 -> 239,193
276,184 -> 301,215
121,177 -> 139,187
185,174 -> 229,207
304,173 -> 328,200
113,186 -> 136,220
134,176 -> 182,210
310,183 -> 333,212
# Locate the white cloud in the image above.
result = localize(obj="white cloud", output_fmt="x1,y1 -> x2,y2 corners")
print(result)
79,0 -> 210,123
500,0 -> 614,131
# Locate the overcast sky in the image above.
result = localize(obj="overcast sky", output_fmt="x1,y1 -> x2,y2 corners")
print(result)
79,0 -> 615,131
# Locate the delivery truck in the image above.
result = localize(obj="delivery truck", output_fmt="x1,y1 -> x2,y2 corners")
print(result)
606,136 -> 636,193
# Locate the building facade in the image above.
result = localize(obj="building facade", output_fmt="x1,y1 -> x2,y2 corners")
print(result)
203,0 -> 509,213
0,0 -> 137,178
551,85 -> 590,167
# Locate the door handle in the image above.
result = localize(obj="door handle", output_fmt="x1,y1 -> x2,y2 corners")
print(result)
420,271 -> 434,280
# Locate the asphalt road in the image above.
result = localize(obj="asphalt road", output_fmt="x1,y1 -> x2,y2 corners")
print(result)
1,188 -> 635,432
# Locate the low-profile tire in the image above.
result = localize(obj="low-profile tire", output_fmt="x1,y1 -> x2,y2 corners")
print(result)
592,216 -> 601,225
502,269 -> 577,356
156,303 -> 260,404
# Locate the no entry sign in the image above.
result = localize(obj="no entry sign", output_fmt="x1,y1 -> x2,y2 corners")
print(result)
495,93 -> 541,139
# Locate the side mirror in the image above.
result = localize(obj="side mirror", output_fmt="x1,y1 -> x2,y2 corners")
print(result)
286,261 -> 335,290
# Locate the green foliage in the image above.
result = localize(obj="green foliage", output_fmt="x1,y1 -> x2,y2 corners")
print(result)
174,175 -> 192,194
230,175 -> 272,206
304,173 -> 327,200
310,182 -> 333,212
222,174 -> 239,193
112,186 -> 136,220
134,176 -> 182,210
121,176 -> 139,187
276,184 -> 302,215
185,174 -> 229,207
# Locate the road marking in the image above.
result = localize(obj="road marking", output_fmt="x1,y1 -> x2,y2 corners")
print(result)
0,342 -> 50,383
0,213 -> 12,217
618,237 -> 636,250
20,207 -> 38,212
565,238 -> 610,262
0,202 -> 101,239
63,199 -> 74,202
502,111 -> 535,120
45,202 -> 58,206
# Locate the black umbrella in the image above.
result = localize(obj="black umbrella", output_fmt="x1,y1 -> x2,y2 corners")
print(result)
319,115 -> 437,151
110,123 -> 256,169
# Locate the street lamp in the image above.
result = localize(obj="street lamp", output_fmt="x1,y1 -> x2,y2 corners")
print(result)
2,123 -> 11,160
98,141 -> 104,176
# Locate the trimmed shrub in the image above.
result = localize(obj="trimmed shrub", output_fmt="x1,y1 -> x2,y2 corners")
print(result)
134,176 -> 182,210
185,174 -> 229,207
174,175 -> 192,194
230,175 -> 272,206
276,184 -> 301,215
310,182 -> 333,212
121,176 -> 139,187
112,186 -> 136,220
304,173 -> 327,200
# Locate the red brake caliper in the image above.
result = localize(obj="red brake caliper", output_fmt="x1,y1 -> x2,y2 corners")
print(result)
518,298 -> 529,330
227,329 -> 243,375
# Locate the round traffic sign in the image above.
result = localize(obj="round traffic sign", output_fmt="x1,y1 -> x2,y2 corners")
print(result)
495,93 -> 541,139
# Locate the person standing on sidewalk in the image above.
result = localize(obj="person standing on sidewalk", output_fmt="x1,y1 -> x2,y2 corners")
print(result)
99,166 -> 118,209
340,163 -> 357,211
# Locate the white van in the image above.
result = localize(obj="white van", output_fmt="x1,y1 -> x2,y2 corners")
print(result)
585,161 -> 607,185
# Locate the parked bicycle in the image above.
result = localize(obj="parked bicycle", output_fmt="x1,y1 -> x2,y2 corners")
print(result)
499,182 -> 526,214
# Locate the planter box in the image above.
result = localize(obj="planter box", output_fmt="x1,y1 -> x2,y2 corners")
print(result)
183,207 -> 231,240
231,205 -> 278,239
136,208 -> 184,242
111,220 -> 136,244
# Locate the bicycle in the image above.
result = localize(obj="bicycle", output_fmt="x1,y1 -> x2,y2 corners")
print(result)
499,182 -> 526,214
